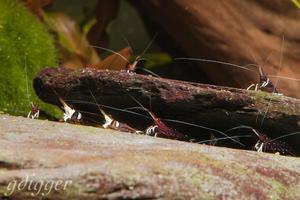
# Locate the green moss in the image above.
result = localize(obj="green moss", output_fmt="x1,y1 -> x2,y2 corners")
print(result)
0,0 -> 60,117
252,90 -> 284,101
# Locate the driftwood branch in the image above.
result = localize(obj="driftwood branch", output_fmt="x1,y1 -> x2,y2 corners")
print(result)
0,114 -> 299,199
34,67 -> 300,153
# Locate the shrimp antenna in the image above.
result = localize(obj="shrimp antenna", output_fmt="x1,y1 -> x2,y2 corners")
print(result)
258,65 -> 264,76
86,87 -> 110,119
225,125 -> 261,138
268,131 -> 300,143
51,88 -> 67,107
174,57 -> 258,74
127,93 -> 156,120
122,35 -> 160,77
268,75 -> 300,82
67,99 -> 152,120
89,45 -> 130,63
123,36 -> 134,55
23,55 -> 30,103
163,118 -> 245,146
140,33 -> 158,59
122,33 -> 157,62
197,135 -> 255,144
259,35 -> 285,128
127,93 -> 245,146
136,67 -> 161,77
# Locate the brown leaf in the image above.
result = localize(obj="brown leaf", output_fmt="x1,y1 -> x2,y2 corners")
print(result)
23,0 -> 52,18
44,12 -> 100,68
88,47 -> 132,70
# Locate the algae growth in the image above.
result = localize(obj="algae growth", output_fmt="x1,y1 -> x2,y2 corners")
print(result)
0,0 -> 60,117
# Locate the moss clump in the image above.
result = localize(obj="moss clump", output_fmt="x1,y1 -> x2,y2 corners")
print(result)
0,0 -> 60,116
252,90 -> 284,101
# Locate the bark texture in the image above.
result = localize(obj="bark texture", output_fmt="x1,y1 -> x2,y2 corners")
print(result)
33,67 -> 300,154
131,0 -> 300,98
0,114 -> 299,199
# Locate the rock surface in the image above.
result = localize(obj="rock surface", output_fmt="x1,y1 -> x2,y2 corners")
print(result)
0,114 -> 299,199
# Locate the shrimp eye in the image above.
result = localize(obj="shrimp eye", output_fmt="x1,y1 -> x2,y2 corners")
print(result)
76,112 -> 82,120
71,111 -> 82,121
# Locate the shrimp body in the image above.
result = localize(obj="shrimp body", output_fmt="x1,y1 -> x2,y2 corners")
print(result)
27,102 -> 40,119
253,130 -> 291,155
146,112 -> 187,140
